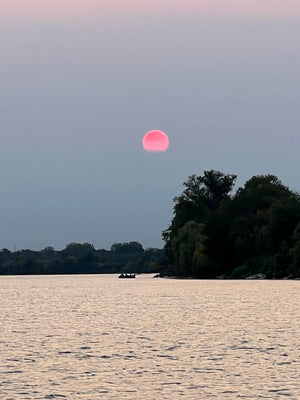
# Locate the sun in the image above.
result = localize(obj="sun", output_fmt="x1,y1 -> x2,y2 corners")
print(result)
143,130 -> 169,152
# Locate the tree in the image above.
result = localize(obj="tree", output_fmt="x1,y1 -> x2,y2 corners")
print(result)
63,243 -> 95,257
163,171 -> 300,278
162,170 -> 236,265
41,246 -> 56,258
171,221 -> 210,277
110,242 -> 144,254
222,174 -> 300,276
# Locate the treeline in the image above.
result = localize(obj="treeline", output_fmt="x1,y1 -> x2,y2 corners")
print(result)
162,170 -> 300,279
0,242 -> 165,275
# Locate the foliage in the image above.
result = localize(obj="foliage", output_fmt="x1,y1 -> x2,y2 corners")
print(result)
111,241 -> 144,254
0,242 -> 166,275
162,170 -> 236,262
170,221 -> 210,277
162,171 -> 300,279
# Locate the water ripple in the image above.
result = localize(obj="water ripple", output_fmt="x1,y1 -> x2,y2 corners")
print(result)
0,276 -> 299,399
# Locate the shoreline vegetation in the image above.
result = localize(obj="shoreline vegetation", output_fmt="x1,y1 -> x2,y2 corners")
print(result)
0,242 -> 165,276
1,170 -> 299,279
160,170 -> 300,280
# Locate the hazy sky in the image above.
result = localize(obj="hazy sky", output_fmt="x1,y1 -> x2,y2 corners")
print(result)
1,1 -> 300,251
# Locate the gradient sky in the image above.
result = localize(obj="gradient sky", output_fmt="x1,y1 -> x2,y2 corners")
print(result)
1,1 -> 300,250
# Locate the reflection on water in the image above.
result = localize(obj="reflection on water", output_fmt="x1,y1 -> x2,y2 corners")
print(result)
0,275 -> 299,399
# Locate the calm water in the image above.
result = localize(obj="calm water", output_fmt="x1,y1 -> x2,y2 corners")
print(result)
0,275 -> 299,399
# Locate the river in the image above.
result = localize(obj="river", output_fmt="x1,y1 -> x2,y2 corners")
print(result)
0,275 -> 299,399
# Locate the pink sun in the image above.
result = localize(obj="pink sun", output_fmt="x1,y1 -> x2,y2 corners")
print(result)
143,130 -> 169,152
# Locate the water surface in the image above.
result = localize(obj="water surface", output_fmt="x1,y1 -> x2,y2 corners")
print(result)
0,275 -> 299,399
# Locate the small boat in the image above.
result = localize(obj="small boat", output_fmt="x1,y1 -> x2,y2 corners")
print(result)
119,273 -> 136,279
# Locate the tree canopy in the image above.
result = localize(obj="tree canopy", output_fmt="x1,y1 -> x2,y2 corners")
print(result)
0,242 -> 165,275
162,170 -> 300,279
